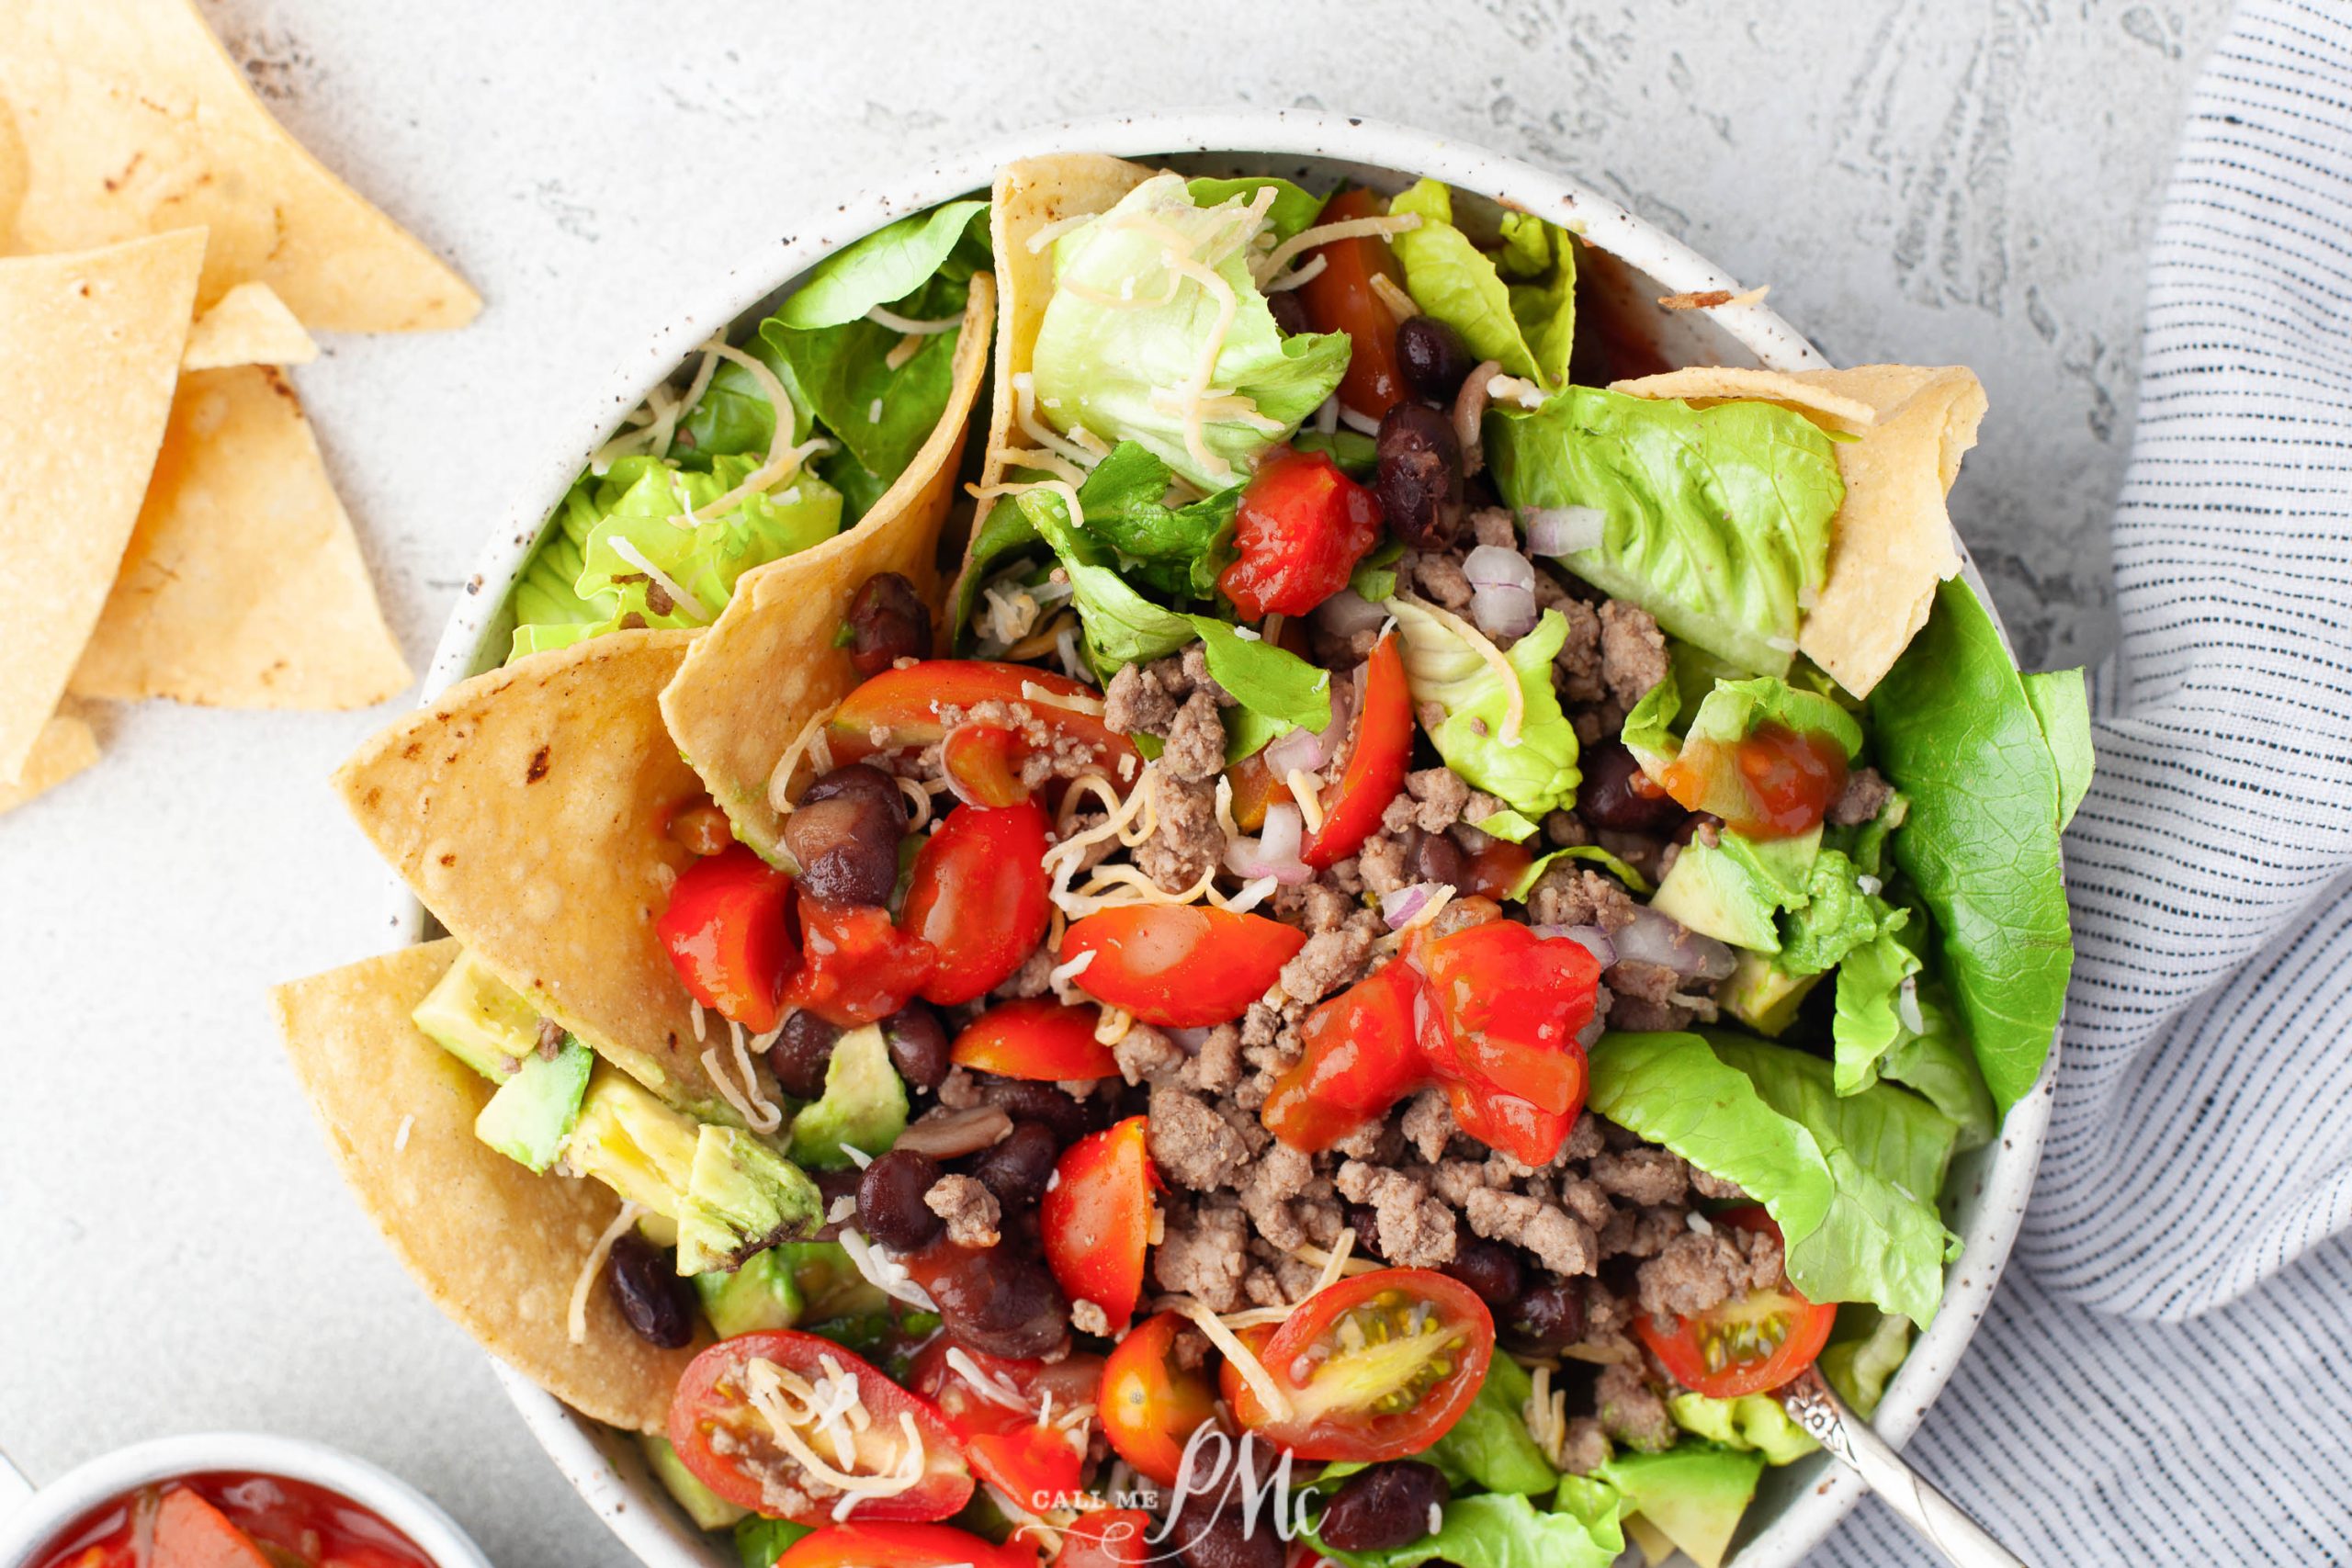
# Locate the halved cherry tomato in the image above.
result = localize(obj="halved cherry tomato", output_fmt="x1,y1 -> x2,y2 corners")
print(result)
656,843 -> 797,1032
900,800 -> 1053,1005
1098,1312 -> 1222,1484
1227,1269 -> 1494,1463
910,1340 -> 1103,1516
953,998 -> 1118,1080
153,1490 -> 271,1568
1040,1116 -> 1156,1333
941,724 -> 1027,807
1299,633 -> 1410,868
776,1523 -> 1038,1568
1215,1321 -> 1278,1418
668,1331 -> 973,1524
1261,963 -> 1430,1152
1217,449 -> 1384,622
1412,919 -> 1599,1114
1061,906 -> 1306,1028
1052,1509 -> 1155,1568
784,899 -> 935,1026
831,661 -> 1137,803
1296,187 -> 1408,417
1633,1208 -> 1838,1399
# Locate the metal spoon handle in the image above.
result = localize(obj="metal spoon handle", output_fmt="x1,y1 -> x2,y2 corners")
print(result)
1779,1371 -> 2029,1568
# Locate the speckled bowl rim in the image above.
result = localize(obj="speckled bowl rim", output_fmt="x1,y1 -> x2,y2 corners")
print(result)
382,107 -> 2054,1568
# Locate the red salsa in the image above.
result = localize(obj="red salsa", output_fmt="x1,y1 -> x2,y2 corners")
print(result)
1661,721 -> 1849,839
31,1473 -> 437,1568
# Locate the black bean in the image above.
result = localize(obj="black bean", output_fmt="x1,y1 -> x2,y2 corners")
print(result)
1408,828 -> 1466,889
971,1121 -> 1061,1211
857,1149 -> 944,1252
1441,1235 -> 1524,1308
606,1233 -> 695,1348
928,1247 -> 1069,1359
974,1075 -> 1102,1146
767,1011 -> 841,1100
1374,400 -> 1464,550
1503,1278 -> 1587,1353
1348,1203 -> 1385,1259
1168,1496 -> 1284,1568
1396,315 -> 1476,402
1317,1462 -> 1451,1553
1266,288 -> 1312,339
846,571 -> 932,676
785,763 -> 907,907
812,1168 -> 863,1241
1671,812 -> 1721,846
882,1004 -> 951,1091
1577,741 -> 1685,835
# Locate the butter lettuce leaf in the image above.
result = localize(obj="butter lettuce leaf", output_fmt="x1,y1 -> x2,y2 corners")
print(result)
1032,173 -> 1349,488
1186,175 -> 1322,243
1422,1354 -> 1557,1495
1818,1305 -> 1913,1418
1061,441 -> 1243,600
2022,666 -> 2095,831
1489,387 -> 1842,675
1311,1493 -> 1621,1568
1623,671 -> 1863,829
775,198 -> 988,330
761,267 -> 967,488
1388,597 -> 1581,818
1386,182 -> 1577,390
1668,1393 -> 1820,1466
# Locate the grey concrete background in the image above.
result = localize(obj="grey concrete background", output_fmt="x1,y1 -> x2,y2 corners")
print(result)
0,3 -> 2225,1565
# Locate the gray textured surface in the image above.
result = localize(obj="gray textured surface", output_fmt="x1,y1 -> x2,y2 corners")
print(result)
0,4 -> 2223,1566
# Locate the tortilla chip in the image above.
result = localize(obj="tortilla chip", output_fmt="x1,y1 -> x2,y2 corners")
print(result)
0,228 -> 201,782
0,706 -> 98,816
334,629 -> 748,1123
182,280 -> 316,369
1613,364 -> 1986,698
0,0 -> 480,331
70,364 -> 412,708
662,275 -> 996,860
273,940 -> 701,1433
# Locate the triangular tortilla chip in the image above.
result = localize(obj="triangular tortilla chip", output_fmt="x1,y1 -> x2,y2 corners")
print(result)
334,629 -> 748,1124
273,940 -> 702,1433
0,706 -> 98,816
662,274 -> 996,859
182,280 -> 316,369
1612,364 -> 1985,698
71,364 -> 411,708
0,0 -> 479,331
0,228 -> 201,782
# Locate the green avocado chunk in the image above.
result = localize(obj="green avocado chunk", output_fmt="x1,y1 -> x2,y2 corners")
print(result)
1600,1445 -> 1768,1568
787,1023 -> 908,1170
473,1037 -> 593,1172
695,1241 -> 894,1339
1649,828 -> 1820,953
410,947 -> 543,1081
563,1070 -> 700,1240
639,1434 -> 748,1530
1720,949 -> 1824,1037
677,1125 -> 826,1276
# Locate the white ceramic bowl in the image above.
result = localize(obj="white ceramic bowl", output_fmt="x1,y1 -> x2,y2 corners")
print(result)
0,1434 -> 493,1568
390,107 -> 2053,1568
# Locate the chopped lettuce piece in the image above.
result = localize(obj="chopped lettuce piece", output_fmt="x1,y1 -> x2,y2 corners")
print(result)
1186,175 -> 1323,243
1469,806 -> 1541,844
762,268 -> 967,486
1031,173 -> 1350,488
1387,180 -> 1576,389
1829,923 -> 1924,1093
1510,842 -> 1654,900
1842,944 -> 1998,1147
1623,672 -> 1863,814
733,1517 -> 813,1568
1058,440 -> 1243,600
1422,1354 -> 1558,1495
776,198 -> 989,330
1311,1492 -> 1622,1568
1667,1393 -> 1821,1466
1489,388 -> 1843,675
1388,597 -> 1581,818
2022,666 -> 2095,831
1587,1031 -> 1958,1327
1818,1304 -> 1914,1417
1773,849 -> 1904,978
1297,425 -> 1380,477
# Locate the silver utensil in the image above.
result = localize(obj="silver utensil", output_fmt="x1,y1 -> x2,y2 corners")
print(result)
1778,1371 -> 2030,1568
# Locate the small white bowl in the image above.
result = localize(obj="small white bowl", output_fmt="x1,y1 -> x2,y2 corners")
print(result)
393,107 -> 2055,1568
0,1433 -> 492,1568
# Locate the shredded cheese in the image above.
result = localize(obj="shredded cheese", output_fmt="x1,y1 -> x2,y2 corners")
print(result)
1170,1297 -> 1293,1421
1255,211 -> 1421,288
392,1113 -> 414,1153
1285,770 -> 1328,835
1093,1006 -> 1133,1046
766,702 -> 844,816
1047,949 -> 1097,989
1485,372 -> 1549,411
1024,211 -> 1095,254
741,1357 -> 931,1520
605,536 -> 712,625
1403,593 -> 1527,745
1012,373 -> 1108,473
690,998 -> 707,1043
866,304 -> 962,334
1156,249 -> 1244,484
1220,874 -> 1279,916
837,1227 -> 938,1309
1261,252 -> 1327,292
1369,272 -> 1420,322
1020,680 -> 1106,718
702,1021 -> 783,1134
568,1201 -> 646,1346
884,334 -> 922,371
895,775 -> 934,831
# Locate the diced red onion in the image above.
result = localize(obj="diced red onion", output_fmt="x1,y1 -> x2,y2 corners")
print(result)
1381,883 -> 1439,929
1313,587 -> 1388,638
1532,923 -> 1618,967
1522,505 -> 1605,557
1262,722 -> 1323,778
1469,582 -> 1538,641
1612,905 -> 1737,981
1576,1014 -> 1607,1048
1462,545 -> 1535,592
1168,1026 -> 1212,1053
1225,802 -> 1312,885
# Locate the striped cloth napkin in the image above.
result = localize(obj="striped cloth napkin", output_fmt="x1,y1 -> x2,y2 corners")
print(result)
1822,2 -> 2352,1562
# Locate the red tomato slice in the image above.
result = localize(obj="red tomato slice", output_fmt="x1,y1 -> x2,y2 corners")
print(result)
153,1490 -> 271,1568
1412,919 -> 1599,1114
831,661 -> 1138,792
1227,1269 -> 1494,1463
1442,1081 -> 1575,1170
910,1341 -> 1102,1517
900,800 -> 1054,1005
785,898 -> 936,1025
941,725 -> 1027,807
1261,963 -> 1430,1152
1217,449 -> 1384,622
1299,633 -> 1411,868
1632,1208 -> 1838,1398
1296,187 -> 1408,418
1052,1509 -> 1155,1568
1097,1312 -> 1221,1485
656,843 -> 797,1032
1040,1116 -> 1156,1333
668,1331 -> 973,1524
953,998 -> 1119,1080
1061,906 -> 1306,1028
776,1523 -> 1038,1568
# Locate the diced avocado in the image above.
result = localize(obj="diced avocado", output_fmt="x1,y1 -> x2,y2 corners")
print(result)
1650,828 -> 1820,953
1623,1514 -> 1676,1568
410,947 -> 543,1080
1668,1393 -> 1821,1466
1720,949 -> 1823,1037
775,1241 -> 891,1322
677,1125 -> 825,1276
1600,1446 -> 1768,1568
639,1434 -> 748,1530
474,1038 -> 594,1171
694,1247 -> 805,1337
787,1023 -> 908,1170
734,1518 -> 813,1568
565,1068 -> 700,1223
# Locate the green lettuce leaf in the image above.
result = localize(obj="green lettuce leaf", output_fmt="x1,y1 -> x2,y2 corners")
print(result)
1587,1031 -> 1957,1327
1818,1305 -> 1913,1418
1296,425 -> 1380,477
733,1518 -> 812,1568
1386,181 -> 1577,389
1187,175 -> 1323,243
1489,387 -> 1843,675
1510,843 -> 1654,899
1061,440 -> 1243,600
2022,666 -> 2095,830
775,199 -> 988,330
1311,1493 -> 1621,1568
1388,597 -> 1581,818
1773,850 -> 1905,978
1843,942 -> 1998,1147
678,331 -> 810,462
1422,1354 -> 1557,1495
1668,1393 -> 1821,1466
1623,672 -> 1863,809
761,266 -> 967,486
1829,924 -> 1923,1095
1868,579 -> 2076,1115
1032,173 -> 1350,488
